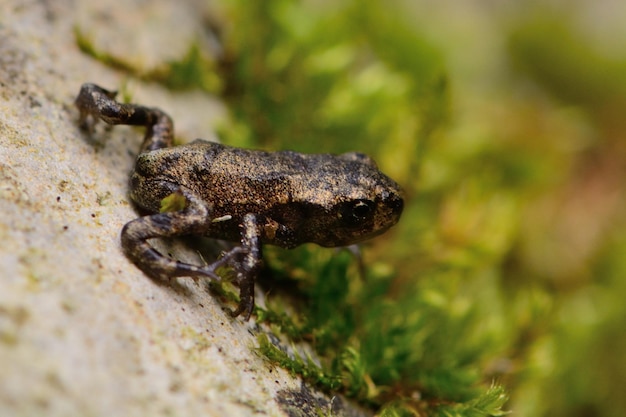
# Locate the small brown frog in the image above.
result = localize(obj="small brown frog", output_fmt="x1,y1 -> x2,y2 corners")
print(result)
75,83 -> 404,319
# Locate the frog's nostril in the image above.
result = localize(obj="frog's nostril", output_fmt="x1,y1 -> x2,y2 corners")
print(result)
387,194 -> 404,214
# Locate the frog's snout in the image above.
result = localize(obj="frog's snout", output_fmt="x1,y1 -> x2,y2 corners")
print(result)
382,190 -> 404,229
387,191 -> 404,215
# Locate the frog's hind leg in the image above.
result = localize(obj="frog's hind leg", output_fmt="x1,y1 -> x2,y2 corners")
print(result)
120,192 -> 245,284
75,83 -> 174,152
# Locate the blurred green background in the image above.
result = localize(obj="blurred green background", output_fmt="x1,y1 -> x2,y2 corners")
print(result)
85,0 -> 626,415
212,1 -> 626,416
208,0 -> 626,417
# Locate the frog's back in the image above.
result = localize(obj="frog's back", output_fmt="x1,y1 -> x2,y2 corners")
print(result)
194,140 -> 356,179
130,139 -> 403,247
131,140 -> 300,216
140,139 -> 360,189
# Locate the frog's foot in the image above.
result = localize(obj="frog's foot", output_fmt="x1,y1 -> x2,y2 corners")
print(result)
230,269 -> 256,320
120,209 -> 247,282
75,84 -> 118,133
197,245 -> 248,281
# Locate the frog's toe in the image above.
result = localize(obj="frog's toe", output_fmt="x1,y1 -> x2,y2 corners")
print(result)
192,265 -> 223,281
230,298 -> 254,320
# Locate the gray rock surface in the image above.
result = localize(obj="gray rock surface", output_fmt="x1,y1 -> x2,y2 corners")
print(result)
0,1 -> 360,416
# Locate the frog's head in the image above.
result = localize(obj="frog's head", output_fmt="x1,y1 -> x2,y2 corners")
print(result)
296,152 -> 404,247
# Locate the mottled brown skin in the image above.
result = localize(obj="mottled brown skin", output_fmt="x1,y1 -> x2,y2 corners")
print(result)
75,83 -> 404,320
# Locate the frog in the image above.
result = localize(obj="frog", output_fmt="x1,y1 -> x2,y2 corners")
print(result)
75,83 -> 404,320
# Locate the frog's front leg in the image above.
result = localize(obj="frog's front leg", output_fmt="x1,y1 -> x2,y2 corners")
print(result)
121,191 -> 245,284
230,213 -> 263,320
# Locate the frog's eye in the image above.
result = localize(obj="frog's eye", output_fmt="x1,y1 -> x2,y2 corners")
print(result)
340,199 -> 375,226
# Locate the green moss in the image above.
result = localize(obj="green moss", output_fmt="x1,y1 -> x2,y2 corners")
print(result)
159,191 -> 188,213
257,333 -> 343,391
74,26 -> 136,74
377,384 -> 508,417
74,27 -> 219,93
